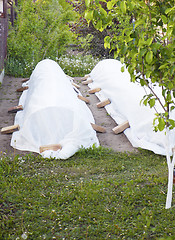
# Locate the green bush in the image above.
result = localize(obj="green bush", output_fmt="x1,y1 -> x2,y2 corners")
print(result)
6,0 -> 78,76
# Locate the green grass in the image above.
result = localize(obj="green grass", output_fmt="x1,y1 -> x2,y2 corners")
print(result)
0,147 -> 175,240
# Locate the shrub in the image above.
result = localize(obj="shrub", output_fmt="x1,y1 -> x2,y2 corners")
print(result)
6,0 -> 78,75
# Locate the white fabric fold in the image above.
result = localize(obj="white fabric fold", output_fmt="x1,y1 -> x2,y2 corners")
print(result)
89,59 -> 175,156
11,59 -> 99,159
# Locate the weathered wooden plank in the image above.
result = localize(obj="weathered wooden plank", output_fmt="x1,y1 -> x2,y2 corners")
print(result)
1,124 -> 20,134
82,79 -> 93,85
91,123 -> 106,133
66,74 -> 74,80
81,74 -> 90,81
16,86 -> 29,92
112,121 -> 130,134
72,82 -> 80,89
8,105 -> 23,113
39,144 -> 62,153
77,95 -> 90,104
88,87 -> 101,94
96,99 -> 111,108
21,78 -> 29,83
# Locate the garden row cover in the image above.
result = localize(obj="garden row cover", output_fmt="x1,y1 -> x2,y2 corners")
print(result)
11,59 -> 99,159
89,59 -> 175,156
11,58 -> 175,159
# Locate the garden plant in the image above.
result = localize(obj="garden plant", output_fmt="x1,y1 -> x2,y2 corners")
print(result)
1,0 -> 175,238
84,0 -> 175,208
6,0 -> 78,76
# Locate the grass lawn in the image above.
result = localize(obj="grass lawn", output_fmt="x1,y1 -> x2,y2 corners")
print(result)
0,146 -> 175,239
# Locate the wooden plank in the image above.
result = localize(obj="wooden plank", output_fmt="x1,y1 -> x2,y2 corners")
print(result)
21,78 -> 29,83
1,124 -> 20,134
8,105 -> 23,113
88,87 -> 101,94
81,74 -> 90,81
66,74 -> 74,80
112,121 -> 130,134
96,99 -> 111,108
91,123 -> 106,133
16,86 -> 29,92
77,95 -> 90,104
72,82 -> 80,89
82,79 -> 93,85
39,144 -> 62,153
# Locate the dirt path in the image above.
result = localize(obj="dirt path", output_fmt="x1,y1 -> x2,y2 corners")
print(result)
74,77 -> 136,153
0,75 -> 137,155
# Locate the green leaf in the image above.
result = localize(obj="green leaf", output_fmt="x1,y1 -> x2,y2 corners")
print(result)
158,118 -> 165,131
146,51 -> 153,64
99,7 -> 107,17
143,99 -> 148,106
128,1 -> 135,11
167,93 -> 172,102
165,7 -> 174,15
120,1 -> 126,14
148,98 -> 155,108
85,10 -> 94,21
140,79 -> 145,86
96,20 -> 103,31
159,63 -> 168,70
107,0 -> 116,10
166,28 -> 173,38
161,15 -> 167,24
134,19 -> 144,28
121,66 -> 125,72
139,48 -> 147,57
85,0 -> 91,7
104,36 -> 111,49
170,66 -> 175,75
168,82 -> 173,90
170,106 -> 175,111
168,119 -> 175,130
120,57 -> 124,64
146,38 -> 153,46
146,71 -> 151,79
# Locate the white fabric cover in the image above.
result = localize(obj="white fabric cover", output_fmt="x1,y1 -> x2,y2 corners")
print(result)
11,59 -> 99,159
89,59 -> 175,156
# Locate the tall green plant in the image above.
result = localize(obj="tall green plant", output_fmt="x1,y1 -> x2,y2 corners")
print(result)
7,0 -> 78,75
85,0 -> 175,208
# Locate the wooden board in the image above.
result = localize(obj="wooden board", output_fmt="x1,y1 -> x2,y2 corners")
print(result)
40,144 -> 62,153
97,99 -> 111,108
88,87 -> 101,94
72,82 -> 80,89
112,121 -> 130,134
1,124 -> 20,134
77,95 -> 90,104
21,78 -> 29,83
16,86 -> 29,92
82,79 -> 93,85
81,74 -> 90,81
91,123 -> 106,133
8,105 -> 23,113
66,74 -> 74,80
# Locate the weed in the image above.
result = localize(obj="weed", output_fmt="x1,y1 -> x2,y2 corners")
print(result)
0,147 -> 174,239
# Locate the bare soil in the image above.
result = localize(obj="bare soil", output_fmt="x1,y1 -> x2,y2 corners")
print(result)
0,75 -> 137,155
